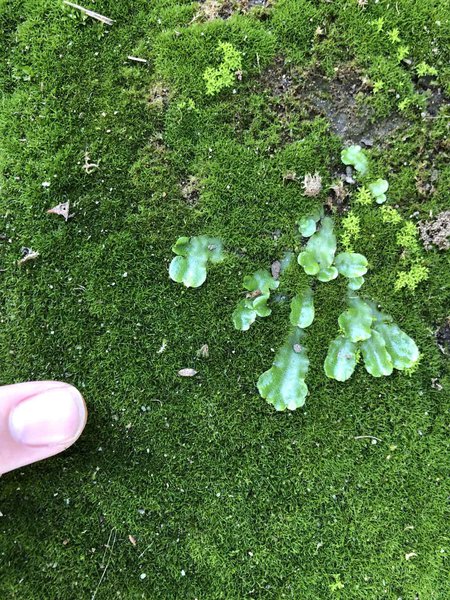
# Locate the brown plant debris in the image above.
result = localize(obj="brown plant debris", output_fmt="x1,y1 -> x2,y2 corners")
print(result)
63,1 -> 114,25
83,151 -> 99,174
192,0 -> 271,23
18,247 -> 39,266
418,210 -> 450,251
192,0 -> 223,22
148,82 -> 170,110
283,171 -> 297,183
196,344 -> 210,358
47,201 -> 70,221
271,260 -> 281,280
327,180 -> 349,211
180,176 -> 201,205
246,289 -> 262,299
302,172 -> 322,197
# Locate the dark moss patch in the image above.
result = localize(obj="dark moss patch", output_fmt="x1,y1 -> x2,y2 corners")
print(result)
436,318 -> 450,355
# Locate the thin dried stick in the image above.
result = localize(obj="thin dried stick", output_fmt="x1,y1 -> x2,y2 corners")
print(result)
63,1 -> 114,25
91,528 -> 117,600
354,435 -> 382,442
128,56 -> 148,64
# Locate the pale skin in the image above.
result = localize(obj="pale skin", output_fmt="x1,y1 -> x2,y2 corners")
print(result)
0,382 -> 87,476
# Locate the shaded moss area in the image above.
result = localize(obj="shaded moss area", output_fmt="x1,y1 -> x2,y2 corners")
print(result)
0,0 -> 449,598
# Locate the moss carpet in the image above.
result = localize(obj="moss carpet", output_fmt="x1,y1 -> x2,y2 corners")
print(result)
1,0 -> 449,598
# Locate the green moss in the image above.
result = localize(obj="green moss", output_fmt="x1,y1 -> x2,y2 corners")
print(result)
1,0 -> 449,598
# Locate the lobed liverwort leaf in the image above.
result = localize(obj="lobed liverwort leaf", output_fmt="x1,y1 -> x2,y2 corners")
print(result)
232,299 -> 258,331
298,216 -> 337,277
338,297 -> 373,342
368,178 -> 389,204
233,270 -> 279,331
341,145 -> 369,175
361,330 -> 393,377
243,269 -> 279,295
169,236 -> 223,288
298,207 -> 324,237
335,252 -> 368,279
257,329 -> 309,411
374,323 -> 419,370
290,288 -> 315,328
324,336 -> 357,382
347,276 -> 365,291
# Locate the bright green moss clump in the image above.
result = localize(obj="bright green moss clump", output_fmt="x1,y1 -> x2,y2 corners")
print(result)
203,41 -> 243,95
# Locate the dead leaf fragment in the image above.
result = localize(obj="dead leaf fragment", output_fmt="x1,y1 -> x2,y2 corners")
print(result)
418,210 -> 450,251
157,338 -> 168,354
18,247 -> 39,266
283,171 -> 297,183
302,172 -> 323,197
83,150 -> 99,174
47,201 -> 70,221
197,344 -> 209,359
178,368 -> 197,377
405,552 -> 417,561
271,260 -> 281,280
246,289 -> 262,299
128,535 -> 137,546
431,378 -> 443,391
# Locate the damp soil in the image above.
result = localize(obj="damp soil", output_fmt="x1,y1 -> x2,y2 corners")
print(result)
259,59 -> 448,147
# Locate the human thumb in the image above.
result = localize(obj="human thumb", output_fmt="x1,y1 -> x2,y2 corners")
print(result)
0,381 -> 87,476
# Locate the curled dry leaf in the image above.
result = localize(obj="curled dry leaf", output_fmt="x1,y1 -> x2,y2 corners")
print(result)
128,535 -> 137,546
178,368 -> 198,377
18,247 -> 40,266
47,201 -> 70,221
83,151 -> 99,174
405,552 -> 417,561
